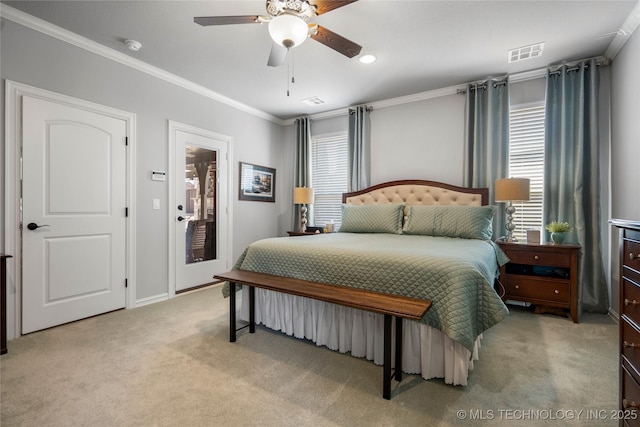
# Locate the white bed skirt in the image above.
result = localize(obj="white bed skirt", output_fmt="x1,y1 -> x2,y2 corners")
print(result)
240,287 -> 481,386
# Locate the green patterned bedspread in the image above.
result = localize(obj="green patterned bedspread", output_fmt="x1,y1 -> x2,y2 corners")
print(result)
225,233 -> 509,351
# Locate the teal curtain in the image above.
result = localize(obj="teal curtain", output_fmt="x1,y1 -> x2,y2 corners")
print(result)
294,117 -> 311,230
348,106 -> 371,192
464,79 -> 509,240
544,59 -> 608,313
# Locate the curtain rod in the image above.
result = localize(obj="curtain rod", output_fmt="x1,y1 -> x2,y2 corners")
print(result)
456,55 -> 607,95
457,79 -> 507,95
349,105 -> 373,114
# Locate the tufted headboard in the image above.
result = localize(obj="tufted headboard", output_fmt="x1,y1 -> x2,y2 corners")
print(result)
342,180 -> 488,206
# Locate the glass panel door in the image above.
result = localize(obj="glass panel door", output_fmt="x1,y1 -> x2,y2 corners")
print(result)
184,145 -> 216,264
172,123 -> 229,293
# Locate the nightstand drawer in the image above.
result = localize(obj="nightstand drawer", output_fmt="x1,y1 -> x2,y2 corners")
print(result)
504,275 -> 569,303
504,250 -> 570,268
625,240 -> 640,272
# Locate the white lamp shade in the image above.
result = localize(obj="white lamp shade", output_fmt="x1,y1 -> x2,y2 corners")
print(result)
495,178 -> 530,202
268,14 -> 309,48
293,187 -> 314,204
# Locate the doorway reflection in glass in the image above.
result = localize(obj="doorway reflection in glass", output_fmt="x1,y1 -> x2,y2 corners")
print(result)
184,145 -> 216,264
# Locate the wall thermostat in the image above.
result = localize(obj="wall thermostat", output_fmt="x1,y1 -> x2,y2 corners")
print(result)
151,171 -> 166,181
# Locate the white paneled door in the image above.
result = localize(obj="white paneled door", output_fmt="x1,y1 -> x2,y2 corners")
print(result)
21,95 -> 128,334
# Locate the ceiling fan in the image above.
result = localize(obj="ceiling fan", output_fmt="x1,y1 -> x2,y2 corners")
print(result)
194,0 -> 362,67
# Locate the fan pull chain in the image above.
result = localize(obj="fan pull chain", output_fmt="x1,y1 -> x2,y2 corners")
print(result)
286,51 -> 296,97
287,54 -> 290,96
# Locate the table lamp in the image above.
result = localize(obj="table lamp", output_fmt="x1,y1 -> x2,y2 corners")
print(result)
494,178 -> 530,242
293,187 -> 314,232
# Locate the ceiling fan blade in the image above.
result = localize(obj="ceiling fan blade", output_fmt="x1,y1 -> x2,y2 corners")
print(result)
312,0 -> 358,15
194,16 -> 260,26
267,42 -> 288,67
311,26 -> 362,58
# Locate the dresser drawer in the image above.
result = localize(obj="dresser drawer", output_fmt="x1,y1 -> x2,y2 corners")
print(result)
623,318 -> 640,374
503,249 -> 570,268
625,239 -> 640,272
622,363 -> 640,426
626,266 -> 640,289
505,275 -> 570,303
624,278 -> 640,326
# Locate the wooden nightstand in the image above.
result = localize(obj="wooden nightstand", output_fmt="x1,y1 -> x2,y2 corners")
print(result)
497,241 -> 580,323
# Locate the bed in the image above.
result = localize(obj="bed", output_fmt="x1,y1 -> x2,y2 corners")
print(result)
229,180 -> 509,385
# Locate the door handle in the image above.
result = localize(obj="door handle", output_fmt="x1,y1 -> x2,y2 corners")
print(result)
177,216 -> 185,222
27,222 -> 50,231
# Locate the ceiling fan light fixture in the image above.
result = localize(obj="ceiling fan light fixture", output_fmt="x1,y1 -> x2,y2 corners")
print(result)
268,14 -> 309,49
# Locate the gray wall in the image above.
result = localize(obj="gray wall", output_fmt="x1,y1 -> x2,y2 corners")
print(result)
370,95 -> 466,185
303,95 -> 467,188
609,27 -> 640,316
611,28 -> 640,221
1,19 -> 291,304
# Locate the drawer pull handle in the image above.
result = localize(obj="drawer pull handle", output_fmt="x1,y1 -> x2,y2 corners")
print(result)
623,399 -> 640,410
534,255 -> 539,260
514,285 -> 519,289
554,290 -> 560,294
625,299 -> 639,306
631,253 -> 640,261
624,341 -> 639,349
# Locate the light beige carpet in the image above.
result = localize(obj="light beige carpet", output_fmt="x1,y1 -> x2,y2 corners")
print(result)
0,284 -> 618,426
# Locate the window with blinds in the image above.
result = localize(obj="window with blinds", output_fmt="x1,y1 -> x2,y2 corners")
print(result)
509,104 -> 545,242
311,134 -> 349,229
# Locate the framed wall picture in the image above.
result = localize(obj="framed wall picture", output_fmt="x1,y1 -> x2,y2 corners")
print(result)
239,162 -> 276,202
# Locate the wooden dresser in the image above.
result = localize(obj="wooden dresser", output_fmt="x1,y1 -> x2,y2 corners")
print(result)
497,241 -> 580,323
611,219 -> 640,426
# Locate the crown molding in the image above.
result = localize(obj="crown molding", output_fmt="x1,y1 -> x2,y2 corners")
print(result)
282,85 -> 465,126
605,0 -> 640,60
0,4 -> 285,125
369,85 -> 464,110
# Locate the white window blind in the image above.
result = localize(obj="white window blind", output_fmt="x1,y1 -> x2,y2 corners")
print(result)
311,134 -> 348,229
509,105 -> 545,242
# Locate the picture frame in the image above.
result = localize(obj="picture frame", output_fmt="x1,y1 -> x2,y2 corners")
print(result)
239,162 -> 276,202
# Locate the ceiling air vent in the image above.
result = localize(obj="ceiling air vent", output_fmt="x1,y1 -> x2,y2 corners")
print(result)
301,96 -> 326,106
508,42 -> 545,63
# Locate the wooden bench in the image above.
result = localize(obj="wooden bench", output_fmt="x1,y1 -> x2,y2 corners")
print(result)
214,270 -> 432,399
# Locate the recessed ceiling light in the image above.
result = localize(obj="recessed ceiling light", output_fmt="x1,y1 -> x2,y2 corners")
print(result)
359,54 -> 377,64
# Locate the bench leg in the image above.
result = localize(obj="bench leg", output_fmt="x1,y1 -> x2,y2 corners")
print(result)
383,314 -> 392,400
395,317 -> 403,382
383,315 -> 404,399
229,282 -> 236,342
249,285 -> 255,333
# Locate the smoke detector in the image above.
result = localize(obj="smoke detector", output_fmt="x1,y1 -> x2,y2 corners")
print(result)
124,39 -> 142,52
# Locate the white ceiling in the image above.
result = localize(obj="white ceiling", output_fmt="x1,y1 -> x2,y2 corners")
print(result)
2,0 -> 639,120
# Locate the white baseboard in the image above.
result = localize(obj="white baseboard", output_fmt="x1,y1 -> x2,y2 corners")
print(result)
135,293 -> 169,307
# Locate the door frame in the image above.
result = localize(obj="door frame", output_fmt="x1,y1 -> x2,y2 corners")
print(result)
4,80 -> 137,340
167,120 -> 233,297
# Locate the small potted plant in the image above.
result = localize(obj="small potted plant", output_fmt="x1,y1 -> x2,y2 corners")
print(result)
545,221 -> 572,244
